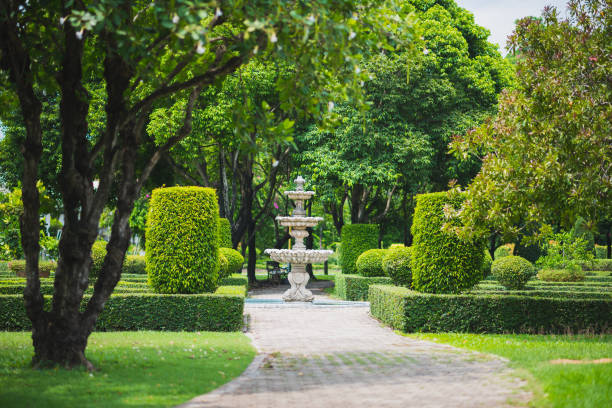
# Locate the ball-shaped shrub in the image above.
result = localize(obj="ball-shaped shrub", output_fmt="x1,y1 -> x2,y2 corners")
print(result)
90,240 -> 107,278
491,255 -> 535,290
218,218 -> 233,248
219,247 -> 244,278
356,249 -> 387,277
340,224 -> 379,274
382,246 -> 412,287
146,186 -> 220,293
411,191 -> 485,294
481,250 -> 493,278
218,252 -> 229,279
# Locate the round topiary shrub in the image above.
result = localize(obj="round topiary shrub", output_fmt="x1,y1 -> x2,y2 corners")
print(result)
411,191 -> 485,294
218,218 -> 233,248
356,249 -> 387,277
481,250 -> 493,278
340,224 -> 379,274
218,252 -> 229,279
90,240 -> 107,278
491,255 -> 535,290
382,246 -> 412,287
146,186 -> 220,293
219,247 -> 244,278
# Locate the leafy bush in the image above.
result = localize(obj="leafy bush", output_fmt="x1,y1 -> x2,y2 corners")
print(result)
218,252 -> 229,279
411,191 -> 485,294
90,240 -> 107,279
146,187 -> 220,294
579,259 -> 612,271
8,260 -> 56,278
538,267 -> 586,282
123,255 -> 146,274
369,284 -> 612,334
47,218 -> 63,238
481,250 -> 493,278
356,248 -> 387,277
218,218 -> 233,248
571,216 -> 595,252
335,274 -> 392,301
40,235 -> 59,260
0,293 -> 244,331
514,237 -> 543,263
219,247 -> 244,277
382,246 -> 412,287
214,285 -> 247,297
340,224 -> 379,274
537,231 -> 594,269
491,255 -> 535,290
595,245 -> 607,259
494,245 -> 511,259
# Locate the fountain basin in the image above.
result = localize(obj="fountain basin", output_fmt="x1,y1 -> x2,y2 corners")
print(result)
264,249 -> 333,264
284,191 -> 315,200
276,216 -> 323,228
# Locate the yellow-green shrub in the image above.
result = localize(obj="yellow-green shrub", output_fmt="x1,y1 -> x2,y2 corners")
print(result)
491,255 -> 535,290
382,246 -> 412,287
340,224 -> 379,274
218,218 -> 232,248
146,187 -> 220,293
90,241 -> 107,278
219,247 -> 243,277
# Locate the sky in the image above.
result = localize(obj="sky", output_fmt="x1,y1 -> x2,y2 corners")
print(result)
455,0 -> 569,55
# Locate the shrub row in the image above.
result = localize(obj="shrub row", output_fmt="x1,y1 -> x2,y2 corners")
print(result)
214,285 -> 247,297
335,274 -> 392,301
369,284 -> 612,334
219,275 -> 248,287
0,293 -> 244,331
579,259 -> 612,271
470,289 -> 611,300
8,260 -> 56,278
340,224 -> 379,275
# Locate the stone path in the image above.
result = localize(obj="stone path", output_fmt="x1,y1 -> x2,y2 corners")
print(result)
179,294 -> 530,408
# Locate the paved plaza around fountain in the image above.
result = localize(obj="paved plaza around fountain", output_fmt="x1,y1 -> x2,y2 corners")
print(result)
179,289 -> 530,408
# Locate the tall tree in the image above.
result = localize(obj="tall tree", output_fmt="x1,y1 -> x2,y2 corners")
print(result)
450,0 -> 611,242
0,0 -> 414,368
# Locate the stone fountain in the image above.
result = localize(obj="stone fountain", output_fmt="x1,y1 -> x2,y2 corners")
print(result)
264,176 -> 333,302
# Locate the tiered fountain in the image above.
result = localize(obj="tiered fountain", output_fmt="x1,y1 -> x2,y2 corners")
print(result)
265,176 -> 333,302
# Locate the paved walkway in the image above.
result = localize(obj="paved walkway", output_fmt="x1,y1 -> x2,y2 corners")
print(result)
179,293 -> 530,408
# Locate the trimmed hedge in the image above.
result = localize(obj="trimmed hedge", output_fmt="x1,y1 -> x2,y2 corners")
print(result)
340,224 -> 379,275
91,240 -> 107,278
382,246 -> 412,287
8,260 -> 56,278
411,192 -> 485,294
219,247 -> 244,277
123,255 -> 146,274
538,268 -> 585,282
214,285 -> 247,297
220,274 -> 248,287
491,256 -> 535,290
146,186 -> 220,294
369,284 -> 612,334
579,259 -> 612,271
218,218 -> 233,248
356,249 -> 387,277
335,274 -> 392,301
0,293 -> 244,331
481,250 -> 493,278
470,290 -> 611,300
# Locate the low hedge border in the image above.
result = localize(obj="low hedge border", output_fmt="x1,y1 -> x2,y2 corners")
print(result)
335,274 -> 392,301
214,285 -> 247,297
0,293 -> 244,331
369,284 -> 612,334
469,290 -> 612,300
219,275 -> 248,288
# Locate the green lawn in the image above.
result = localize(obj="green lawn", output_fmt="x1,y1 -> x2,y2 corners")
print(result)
0,331 -> 255,408
405,333 -> 612,408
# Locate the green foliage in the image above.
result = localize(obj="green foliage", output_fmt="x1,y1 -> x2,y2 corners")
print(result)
382,246 -> 413,287
369,284 -> 612,334
451,0 -> 612,238
491,255 -> 535,290
481,250 -> 493,278
538,268 -> 586,283
47,218 -> 62,238
571,217 -> 595,252
340,224 -> 379,274
335,274 -> 392,301
214,285 -> 247,297
146,187 -> 220,294
579,259 -> 612,272
0,293 -> 244,331
493,245 -> 511,259
129,194 -> 150,248
411,191 -> 485,293
356,248 -> 387,277
219,275 -> 248,288
219,248 -> 244,278
218,218 -> 233,248
514,234 -> 543,264
40,236 -> 59,260
595,245 -> 607,259
90,241 -> 107,279
537,231 -> 595,270
218,252 -> 229,279
8,260 -> 56,278
122,255 -> 146,275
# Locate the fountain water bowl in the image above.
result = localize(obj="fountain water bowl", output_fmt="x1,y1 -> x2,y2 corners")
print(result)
265,176 -> 332,302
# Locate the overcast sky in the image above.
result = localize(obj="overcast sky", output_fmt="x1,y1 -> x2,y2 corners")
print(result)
455,0 -> 569,55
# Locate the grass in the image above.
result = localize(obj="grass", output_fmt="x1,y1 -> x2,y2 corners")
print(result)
405,332 -> 612,408
0,331 -> 255,408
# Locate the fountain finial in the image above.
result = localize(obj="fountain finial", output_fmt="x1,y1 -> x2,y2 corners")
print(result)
294,175 -> 305,191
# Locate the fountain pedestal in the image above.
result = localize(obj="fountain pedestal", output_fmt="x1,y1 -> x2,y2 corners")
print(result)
264,176 -> 332,302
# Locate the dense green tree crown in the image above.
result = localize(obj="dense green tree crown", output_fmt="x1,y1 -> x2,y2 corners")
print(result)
411,191 -> 484,293
297,0 -> 515,222
340,224 -> 379,274
451,0 -> 612,240
146,187 -> 220,294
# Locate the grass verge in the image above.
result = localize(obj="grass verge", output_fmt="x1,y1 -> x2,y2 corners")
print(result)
0,331 -> 255,408
404,332 -> 612,408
